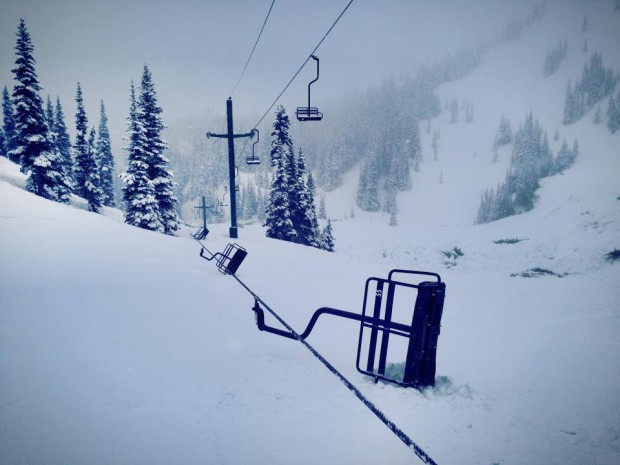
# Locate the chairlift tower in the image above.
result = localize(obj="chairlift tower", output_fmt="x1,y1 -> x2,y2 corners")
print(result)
206,98 -> 254,238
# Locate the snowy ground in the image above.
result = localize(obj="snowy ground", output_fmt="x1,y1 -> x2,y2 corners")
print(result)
2,2 -> 620,464
1,153 -> 619,465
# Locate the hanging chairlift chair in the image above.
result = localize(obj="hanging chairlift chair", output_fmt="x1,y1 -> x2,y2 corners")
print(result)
246,129 -> 261,165
296,55 -> 323,122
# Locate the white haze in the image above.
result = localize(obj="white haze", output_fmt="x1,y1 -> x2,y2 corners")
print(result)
1,0 -> 541,156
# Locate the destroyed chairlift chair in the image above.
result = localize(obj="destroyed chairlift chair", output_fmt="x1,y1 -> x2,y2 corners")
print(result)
252,269 -> 446,389
200,243 -> 248,275
296,55 -> 323,122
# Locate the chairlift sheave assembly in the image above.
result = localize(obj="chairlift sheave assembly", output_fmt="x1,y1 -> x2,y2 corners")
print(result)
296,55 -> 323,122
246,129 -> 261,165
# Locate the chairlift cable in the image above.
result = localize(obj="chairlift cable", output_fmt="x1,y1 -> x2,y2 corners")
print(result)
248,0 -> 355,134
230,0 -> 277,97
236,0 -> 355,159
191,235 -> 438,465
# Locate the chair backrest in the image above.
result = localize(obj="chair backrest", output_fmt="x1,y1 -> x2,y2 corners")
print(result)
356,271 -> 445,388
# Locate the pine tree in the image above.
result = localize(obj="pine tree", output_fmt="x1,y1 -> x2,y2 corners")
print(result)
554,139 -> 576,173
432,129 -> 439,160
285,144 -> 302,238
139,66 -> 180,235
387,190 -> 398,226
265,105 -> 299,243
83,127 -> 103,213
321,219 -> 335,252
318,194 -> 327,219
96,100 -> 116,207
495,115 -> 512,146
120,81 -> 162,231
10,19 -> 72,203
594,106 -> 602,124
563,80 -> 576,125
2,86 -> 18,162
449,98 -> 458,123
53,97 -> 73,183
0,128 -> 5,156
607,89 -> 620,133
305,172 -> 321,244
45,96 -> 55,130
73,82 -> 89,197
265,152 -> 295,241
356,155 -> 380,211
294,155 -> 321,247
270,105 -> 293,168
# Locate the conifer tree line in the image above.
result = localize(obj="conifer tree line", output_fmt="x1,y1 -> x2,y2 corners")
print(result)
163,6 -> 546,225
476,113 -> 579,224
563,52 -> 619,130
542,40 -> 568,77
1,19 -> 179,235
1,19 -> 116,213
264,105 -> 334,252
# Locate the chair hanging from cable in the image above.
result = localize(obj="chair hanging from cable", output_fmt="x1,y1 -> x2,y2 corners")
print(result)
246,129 -> 261,165
296,55 -> 323,121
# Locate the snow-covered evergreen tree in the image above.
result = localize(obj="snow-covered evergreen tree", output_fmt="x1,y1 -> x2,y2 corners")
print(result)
120,81 -> 162,231
321,219 -> 335,252
477,113 -> 569,224
285,143 -> 302,235
265,151 -> 296,241
139,66 -> 180,235
494,115 -> 512,146
0,128 -> 5,156
305,172 -> 321,242
607,89 -> 620,133
3,86 -> 18,162
387,189 -> 398,226
83,127 -> 103,213
294,150 -> 321,247
356,155 -> 380,211
265,106 -> 296,241
96,100 -> 116,207
318,194 -> 326,219
565,53 -> 617,125
10,19 -> 72,203
554,139 -> 577,173
53,97 -> 73,183
543,40 -> 568,77
270,105 -> 293,168
73,82 -> 90,198
449,98 -> 459,123
45,96 -> 54,132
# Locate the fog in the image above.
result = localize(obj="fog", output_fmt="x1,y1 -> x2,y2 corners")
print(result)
1,0 -> 539,153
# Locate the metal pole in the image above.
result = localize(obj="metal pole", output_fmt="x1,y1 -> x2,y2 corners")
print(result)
201,196 -> 208,232
226,98 -> 238,239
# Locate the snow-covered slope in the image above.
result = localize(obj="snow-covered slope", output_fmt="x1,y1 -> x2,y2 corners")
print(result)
1,2 -> 619,465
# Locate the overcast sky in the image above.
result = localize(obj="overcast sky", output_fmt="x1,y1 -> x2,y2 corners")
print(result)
1,0 -> 537,151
